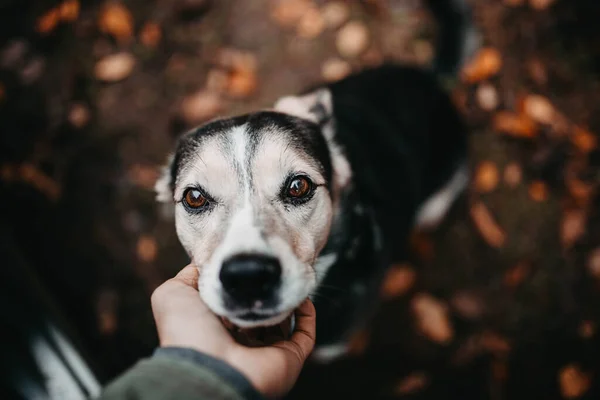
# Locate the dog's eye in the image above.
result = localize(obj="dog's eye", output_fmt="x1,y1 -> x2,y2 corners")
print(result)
183,188 -> 208,209
287,176 -> 312,198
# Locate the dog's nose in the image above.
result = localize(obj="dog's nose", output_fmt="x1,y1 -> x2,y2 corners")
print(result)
220,254 -> 282,303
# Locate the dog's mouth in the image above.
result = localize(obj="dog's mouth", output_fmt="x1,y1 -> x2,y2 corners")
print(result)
220,312 -> 295,347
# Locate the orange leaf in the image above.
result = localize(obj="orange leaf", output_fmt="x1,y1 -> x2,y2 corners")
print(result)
36,7 -> 61,34
461,47 -> 502,83
470,202 -> 506,248
493,111 -> 537,138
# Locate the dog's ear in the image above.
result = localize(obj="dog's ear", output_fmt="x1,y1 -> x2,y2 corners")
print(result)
155,154 -> 175,203
274,88 -> 333,126
274,88 -> 351,192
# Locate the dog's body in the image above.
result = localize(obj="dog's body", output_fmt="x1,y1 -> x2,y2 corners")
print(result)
156,0 -> 478,361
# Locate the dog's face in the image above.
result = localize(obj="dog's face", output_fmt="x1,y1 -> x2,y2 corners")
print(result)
156,92 -> 350,327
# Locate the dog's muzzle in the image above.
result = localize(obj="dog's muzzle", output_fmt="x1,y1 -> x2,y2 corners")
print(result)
220,253 -> 282,318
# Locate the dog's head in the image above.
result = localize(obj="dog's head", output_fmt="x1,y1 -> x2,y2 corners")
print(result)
156,89 -> 351,327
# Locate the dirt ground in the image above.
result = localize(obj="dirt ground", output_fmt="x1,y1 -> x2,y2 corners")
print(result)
1,0 -> 600,399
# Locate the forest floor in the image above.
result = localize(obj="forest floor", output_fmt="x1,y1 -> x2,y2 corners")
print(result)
1,0 -> 600,399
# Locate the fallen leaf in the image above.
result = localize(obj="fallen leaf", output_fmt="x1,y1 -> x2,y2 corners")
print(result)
476,83 -> 499,111
181,90 -> 223,123
527,58 -> 547,85
19,164 -> 61,200
566,178 -> 593,206
59,0 -> 80,22
450,291 -> 484,319
523,94 -> 556,125
206,68 -> 230,93
394,372 -> 428,395
579,321 -> 595,339
227,69 -> 257,98
336,21 -> 370,58
587,248 -> 600,278
528,181 -> 548,202
474,161 -> 500,193
481,331 -> 511,355
140,22 -> 162,47
270,0 -> 311,27
97,289 -> 118,335
493,111 -> 537,138
95,52 -> 136,82
530,0 -> 556,10
559,364 -> 590,399
381,264 -> 416,299
296,6 -> 324,39
470,202 -> 506,248
68,103 -> 91,128
99,3 -> 134,43
504,261 -> 530,288
137,235 -> 158,262
321,57 -> 352,82
347,330 -> 370,355
412,293 -> 454,344
128,164 -> 159,190
561,209 -> 586,248
461,47 -> 502,83
322,1 -> 350,30
503,162 -> 522,188
36,7 -> 61,34
571,127 -> 597,153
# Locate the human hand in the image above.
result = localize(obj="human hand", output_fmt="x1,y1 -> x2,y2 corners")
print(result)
151,265 -> 316,398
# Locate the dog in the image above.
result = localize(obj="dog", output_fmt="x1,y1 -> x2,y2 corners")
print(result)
155,0 -> 478,361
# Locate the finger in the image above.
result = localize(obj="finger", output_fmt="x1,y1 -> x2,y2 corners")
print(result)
287,299 -> 316,361
173,264 -> 200,289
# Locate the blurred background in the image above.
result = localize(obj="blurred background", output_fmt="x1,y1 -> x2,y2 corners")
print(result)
1,0 -> 600,399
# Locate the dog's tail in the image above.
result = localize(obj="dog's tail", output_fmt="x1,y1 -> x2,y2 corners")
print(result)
425,0 -> 480,80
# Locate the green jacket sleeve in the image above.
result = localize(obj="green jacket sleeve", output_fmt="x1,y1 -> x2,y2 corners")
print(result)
97,347 -> 265,400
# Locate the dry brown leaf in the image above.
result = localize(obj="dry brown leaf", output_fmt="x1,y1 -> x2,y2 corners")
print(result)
68,103 -> 91,128
99,3 -> 134,43
559,364 -> 590,399
527,58 -> 547,85
19,164 -> 61,200
137,235 -> 158,262
95,52 -> 136,82
181,90 -> 223,123
579,321 -> 595,339
381,264 -> 416,299
410,231 -> 434,262
461,47 -> 502,83
587,248 -> 600,278
206,68 -> 230,93
571,126 -> 597,153
503,162 -> 522,188
523,94 -> 556,125
394,372 -> 428,395
412,293 -> 454,344
37,7 -> 61,34
566,178 -> 593,206
474,161 -> 499,193
215,48 -> 258,72
321,58 -> 351,82
561,209 -> 586,248
528,181 -> 548,202
59,0 -> 80,22
336,21 -> 370,58
450,291 -> 484,320
140,22 -> 162,47
481,331 -> 511,355
530,0 -> 556,10
97,289 -> 118,335
296,6 -> 324,39
470,202 -> 506,248
128,164 -> 159,190
504,261 -> 530,288
227,69 -> 257,98
347,330 -> 370,356
322,1 -> 350,30
493,111 -> 537,138
476,83 -> 499,111
270,0 -> 311,27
